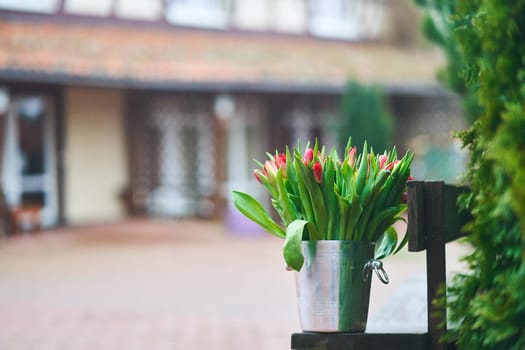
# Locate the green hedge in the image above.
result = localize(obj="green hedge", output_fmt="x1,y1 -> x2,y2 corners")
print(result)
418,1 -> 525,349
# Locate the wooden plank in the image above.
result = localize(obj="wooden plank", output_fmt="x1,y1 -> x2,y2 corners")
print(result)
423,181 -> 446,350
442,184 -> 471,243
407,181 -> 426,252
291,333 -> 429,350
408,181 -> 471,249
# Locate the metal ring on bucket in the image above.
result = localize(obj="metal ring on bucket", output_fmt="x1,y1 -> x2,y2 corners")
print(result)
363,260 -> 390,284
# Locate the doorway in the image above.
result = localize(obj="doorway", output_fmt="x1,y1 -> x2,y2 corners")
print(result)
1,94 -> 59,228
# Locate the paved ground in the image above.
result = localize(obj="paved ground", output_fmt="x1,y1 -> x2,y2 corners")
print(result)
0,219 -> 469,349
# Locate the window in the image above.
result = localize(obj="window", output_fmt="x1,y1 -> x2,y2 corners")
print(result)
165,0 -> 228,29
269,0 -> 306,34
309,0 -> 386,40
64,0 -> 113,16
115,0 -> 162,20
0,0 -> 59,13
232,0 -> 267,31
232,0 -> 306,34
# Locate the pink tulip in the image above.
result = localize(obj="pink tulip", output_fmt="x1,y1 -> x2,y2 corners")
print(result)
379,154 -> 388,169
303,148 -> 314,165
254,170 -> 264,184
275,153 -> 286,174
348,146 -> 357,167
263,160 -> 278,183
386,160 -> 400,171
313,162 -> 323,184
275,153 -> 286,168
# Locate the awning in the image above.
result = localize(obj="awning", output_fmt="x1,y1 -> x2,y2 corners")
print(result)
0,20 -> 445,93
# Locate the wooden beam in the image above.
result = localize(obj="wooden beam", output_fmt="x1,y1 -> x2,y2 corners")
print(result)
291,332 -> 428,350
442,184 -> 471,243
423,181 -> 446,350
407,180 -> 426,252
407,181 -> 471,250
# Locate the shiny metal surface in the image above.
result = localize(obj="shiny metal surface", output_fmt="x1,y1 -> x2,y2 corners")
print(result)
295,240 -> 375,332
363,259 -> 390,284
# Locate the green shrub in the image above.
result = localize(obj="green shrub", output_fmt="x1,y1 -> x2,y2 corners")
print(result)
335,81 -> 394,154
418,1 -> 525,349
415,0 -> 481,122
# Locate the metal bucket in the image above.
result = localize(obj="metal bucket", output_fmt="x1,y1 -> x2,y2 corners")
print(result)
294,240 -> 388,332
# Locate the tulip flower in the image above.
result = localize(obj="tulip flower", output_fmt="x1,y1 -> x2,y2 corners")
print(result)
233,138 -> 414,272
254,170 -> 264,184
313,161 -> 323,184
379,154 -> 388,169
303,148 -> 314,165
275,153 -> 287,177
275,153 -> 286,167
348,146 -> 357,167
386,160 -> 400,171
264,160 -> 278,183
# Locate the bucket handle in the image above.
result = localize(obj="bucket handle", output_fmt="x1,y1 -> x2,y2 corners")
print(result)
363,260 -> 389,284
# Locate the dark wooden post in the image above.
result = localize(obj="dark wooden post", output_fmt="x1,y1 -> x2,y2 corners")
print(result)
407,180 -> 447,350
407,180 -> 470,350
407,181 -> 446,350
423,181 -> 447,350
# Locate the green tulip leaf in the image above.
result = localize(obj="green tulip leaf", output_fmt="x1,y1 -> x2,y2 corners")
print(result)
283,219 -> 308,271
232,191 -> 285,238
393,217 -> 409,255
374,226 -> 398,260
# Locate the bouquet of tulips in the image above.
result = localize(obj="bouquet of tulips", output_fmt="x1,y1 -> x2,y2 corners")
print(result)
232,139 -> 414,271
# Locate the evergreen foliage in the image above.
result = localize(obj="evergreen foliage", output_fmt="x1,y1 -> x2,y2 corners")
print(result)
415,0 -> 481,122
336,81 -> 394,154
418,1 -> 525,349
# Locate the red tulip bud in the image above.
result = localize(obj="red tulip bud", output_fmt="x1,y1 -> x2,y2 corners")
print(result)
348,146 -> 357,167
264,160 -> 278,183
402,192 -> 408,203
386,160 -> 400,171
254,170 -> 263,184
379,154 -> 388,169
313,161 -> 323,184
275,153 -> 287,178
303,148 -> 314,165
408,175 -> 414,181
275,153 -> 286,168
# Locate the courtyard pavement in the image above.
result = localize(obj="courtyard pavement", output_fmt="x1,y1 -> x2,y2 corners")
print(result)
0,219 -> 469,350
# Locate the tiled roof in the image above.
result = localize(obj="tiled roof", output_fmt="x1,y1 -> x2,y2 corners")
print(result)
0,20 -> 444,91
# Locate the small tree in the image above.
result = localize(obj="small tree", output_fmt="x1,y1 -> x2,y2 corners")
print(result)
335,81 -> 394,153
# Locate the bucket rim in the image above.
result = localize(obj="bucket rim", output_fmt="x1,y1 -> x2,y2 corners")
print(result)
301,240 -> 376,246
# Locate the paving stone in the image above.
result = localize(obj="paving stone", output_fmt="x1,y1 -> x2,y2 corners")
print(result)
0,219 -> 468,349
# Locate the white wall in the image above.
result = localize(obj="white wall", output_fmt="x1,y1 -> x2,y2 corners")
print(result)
64,87 -> 128,225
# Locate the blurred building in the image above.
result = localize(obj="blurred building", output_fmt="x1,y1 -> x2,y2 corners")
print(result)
0,0 -> 463,231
